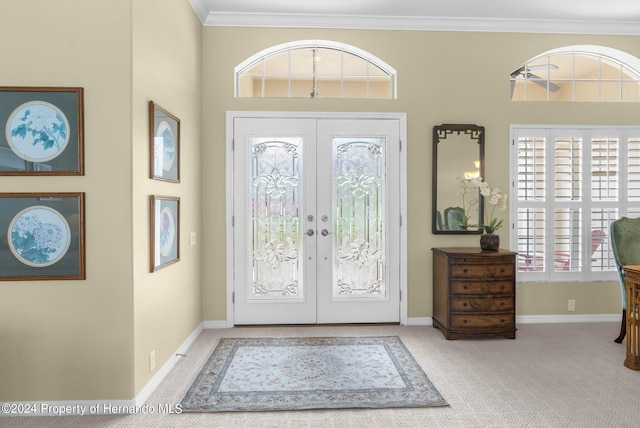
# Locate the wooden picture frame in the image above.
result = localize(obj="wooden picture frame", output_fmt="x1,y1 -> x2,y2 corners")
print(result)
0,192 -> 85,280
150,195 -> 180,271
0,87 -> 84,175
149,101 -> 180,182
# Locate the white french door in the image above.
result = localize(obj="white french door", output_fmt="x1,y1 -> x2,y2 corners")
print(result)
231,114 -> 403,324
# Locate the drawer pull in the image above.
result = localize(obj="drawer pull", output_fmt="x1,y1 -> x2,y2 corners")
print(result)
500,302 -> 505,306
500,268 -> 505,273
500,285 -> 505,290
463,319 -> 468,323
463,303 -> 468,307
463,285 -> 468,289
501,319 -> 505,323
463,269 -> 468,273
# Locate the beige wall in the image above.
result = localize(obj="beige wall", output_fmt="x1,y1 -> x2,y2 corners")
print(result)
1,1 -> 639,404
131,0 -> 202,397
201,27 -> 640,322
0,0 -> 134,401
0,0 -> 202,402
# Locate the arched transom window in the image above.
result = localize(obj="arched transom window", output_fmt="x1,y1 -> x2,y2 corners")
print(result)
235,40 -> 396,99
511,45 -> 640,102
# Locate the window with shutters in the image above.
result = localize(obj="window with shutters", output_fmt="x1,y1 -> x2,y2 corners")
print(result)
511,126 -> 640,281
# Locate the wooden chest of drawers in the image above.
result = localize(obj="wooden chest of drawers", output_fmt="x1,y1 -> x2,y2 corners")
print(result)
432,247 -> 517,340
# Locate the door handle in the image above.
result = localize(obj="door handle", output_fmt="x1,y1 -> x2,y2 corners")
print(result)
321,229 -> 330,236
306,229 -> 315,236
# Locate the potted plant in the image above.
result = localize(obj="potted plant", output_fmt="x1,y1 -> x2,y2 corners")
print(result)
478,181 -> 508,250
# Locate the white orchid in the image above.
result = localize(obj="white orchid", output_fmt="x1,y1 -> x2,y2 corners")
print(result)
457,176 -> 508,233
477,181 -> 507,234
456,175 -> 480,229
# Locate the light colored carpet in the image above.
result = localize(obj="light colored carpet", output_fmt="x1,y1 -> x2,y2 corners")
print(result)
179,336 -> 448,411
3,322 -> 640,427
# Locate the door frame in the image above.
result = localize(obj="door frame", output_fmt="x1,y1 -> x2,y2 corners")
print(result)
225,111 -> 408,326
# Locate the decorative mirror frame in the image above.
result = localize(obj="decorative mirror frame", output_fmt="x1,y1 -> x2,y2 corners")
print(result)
432,124 -> 485,234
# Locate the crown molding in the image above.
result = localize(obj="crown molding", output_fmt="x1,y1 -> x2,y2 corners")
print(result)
198,11 -> 640,35
189,0 -> 209,24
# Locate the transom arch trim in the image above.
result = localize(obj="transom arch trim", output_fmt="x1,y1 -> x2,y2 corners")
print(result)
234,40 -> 397,99
510,44 -> 640,102
520,45 -> 640,75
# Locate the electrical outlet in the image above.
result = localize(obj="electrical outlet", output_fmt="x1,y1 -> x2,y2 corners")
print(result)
568,299 -> 576,312
189,232 -> 197,246
149,350 -> 156,372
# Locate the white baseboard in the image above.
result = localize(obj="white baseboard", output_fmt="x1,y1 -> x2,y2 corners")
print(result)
203,319 -> 233,329
134,323 -> 204,406
406,317 -> 433,326
0,323 -> 205,417
407,314 -> 621,326
206,316 -> 620,327
516,313 -> 620,323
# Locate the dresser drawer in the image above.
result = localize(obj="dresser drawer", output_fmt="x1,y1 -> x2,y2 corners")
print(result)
451,296 -> 514,312
432,248 -> 517,340
451,263 -> 514,279
451,314 -> 514,329
451,280 -> 514,295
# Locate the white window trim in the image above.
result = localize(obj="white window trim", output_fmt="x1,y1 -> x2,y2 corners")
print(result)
528,45 -> 640,72
234,40 -> 397,99
511,45 -> 640,102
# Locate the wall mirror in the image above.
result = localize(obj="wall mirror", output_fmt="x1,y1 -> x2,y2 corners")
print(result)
432,124 -> 485,234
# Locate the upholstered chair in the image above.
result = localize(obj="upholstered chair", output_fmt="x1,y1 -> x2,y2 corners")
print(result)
609,217 -> 640,343
444,206 -> 466,230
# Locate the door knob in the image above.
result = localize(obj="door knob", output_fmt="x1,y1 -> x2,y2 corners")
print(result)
306,229 -> 315,236
321,229 -> 330,236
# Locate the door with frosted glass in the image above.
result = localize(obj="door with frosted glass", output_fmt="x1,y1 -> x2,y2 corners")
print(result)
233,117 -> 400,324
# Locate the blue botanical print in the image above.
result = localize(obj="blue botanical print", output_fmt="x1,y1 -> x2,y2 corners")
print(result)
160,211 -> 172,247
11,214 -> 64,264
159,208 -> 175,256
162,127 -> 175,165
10,104 -> 68,152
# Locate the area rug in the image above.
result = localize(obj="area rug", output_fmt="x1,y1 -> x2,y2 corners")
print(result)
179,336 -> 448,412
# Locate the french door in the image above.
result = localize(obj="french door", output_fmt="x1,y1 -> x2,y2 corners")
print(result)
231,114 -> 403,324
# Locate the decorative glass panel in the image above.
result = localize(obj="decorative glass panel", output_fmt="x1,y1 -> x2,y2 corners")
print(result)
333,138 -> 386,299
248,138 -> 303,300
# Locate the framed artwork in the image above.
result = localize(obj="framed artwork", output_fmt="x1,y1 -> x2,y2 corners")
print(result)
150,195 -> 180,272
0,87 -> 84,175
0,192 -> 85,280
149,101 -> 180,182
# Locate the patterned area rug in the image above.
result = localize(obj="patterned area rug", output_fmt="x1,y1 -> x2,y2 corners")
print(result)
179,336 -> 448,412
